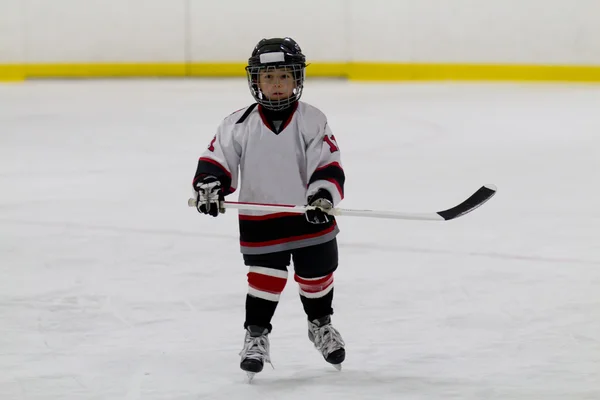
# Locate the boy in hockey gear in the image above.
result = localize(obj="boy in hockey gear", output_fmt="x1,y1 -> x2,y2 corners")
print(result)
192,37 -> 346,377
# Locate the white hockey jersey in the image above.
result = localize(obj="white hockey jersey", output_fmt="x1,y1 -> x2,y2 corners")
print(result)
193,101 -> 345,255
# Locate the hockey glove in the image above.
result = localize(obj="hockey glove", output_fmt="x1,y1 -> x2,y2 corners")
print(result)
194,175 -> 224,217
305,189 -> 334,224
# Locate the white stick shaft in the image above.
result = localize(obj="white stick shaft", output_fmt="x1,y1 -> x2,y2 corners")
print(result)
187,198 -> 444,221
332,208 -> 443,221
189,185 -> 495,221
221,201 -> 310,214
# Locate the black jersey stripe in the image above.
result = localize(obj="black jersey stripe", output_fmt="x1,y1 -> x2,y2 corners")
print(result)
236,103 -> 258,124
308,162 -> 345,196
193,157 -> 233,193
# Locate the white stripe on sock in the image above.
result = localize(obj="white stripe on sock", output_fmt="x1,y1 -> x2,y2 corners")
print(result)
248,286 -> 282,302
297,274 -> 330,281
299,283 -> 334,299
248,266 -> 288,279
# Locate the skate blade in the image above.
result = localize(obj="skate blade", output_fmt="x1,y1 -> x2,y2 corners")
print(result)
246,372 -> 256,383
332,364 -> 342,371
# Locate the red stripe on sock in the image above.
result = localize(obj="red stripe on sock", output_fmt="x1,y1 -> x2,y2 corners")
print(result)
294,273 -> 333,293
294,273 -> 332,286
248,272 -> 287,294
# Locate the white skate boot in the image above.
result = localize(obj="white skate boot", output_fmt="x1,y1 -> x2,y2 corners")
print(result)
239,325 -> 271,381
308,315 -> 345,370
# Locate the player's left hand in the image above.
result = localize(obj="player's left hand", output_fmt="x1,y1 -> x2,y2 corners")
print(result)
305,189 -> 333,224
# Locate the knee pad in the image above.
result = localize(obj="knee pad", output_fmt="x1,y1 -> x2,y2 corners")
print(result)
294,273 -> 334,299
247,266 -> 288,302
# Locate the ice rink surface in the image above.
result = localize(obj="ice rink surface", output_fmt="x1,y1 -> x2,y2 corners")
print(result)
1,78 -> 599,399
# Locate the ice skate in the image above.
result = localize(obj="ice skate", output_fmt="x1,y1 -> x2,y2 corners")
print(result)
308,315 -> 345,369
240,325 -> 271,381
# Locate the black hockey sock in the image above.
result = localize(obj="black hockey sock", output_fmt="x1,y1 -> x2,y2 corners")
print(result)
300,288 -> 334,322
244,294 -> 279,333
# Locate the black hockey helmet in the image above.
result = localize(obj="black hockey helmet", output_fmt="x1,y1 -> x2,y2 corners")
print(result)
245,37 -> 306,111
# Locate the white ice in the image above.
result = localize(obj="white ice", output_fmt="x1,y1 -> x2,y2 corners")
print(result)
1,79 -> 599,400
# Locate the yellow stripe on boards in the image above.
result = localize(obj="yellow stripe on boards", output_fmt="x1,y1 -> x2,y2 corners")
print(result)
186,62 -> 347,78
2,62 -> 600,82
23,63 -> 187,78
0,64 -> 25,81
188,63 -> 245,77
304,63 -> 347,78
347,63 -> 600,82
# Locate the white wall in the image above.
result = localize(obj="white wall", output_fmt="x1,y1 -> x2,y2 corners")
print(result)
0,0 -> 23,63
350,0 -> 600,64
1,0 -> 600,65
189,0 -> 348,62
5,0 -> 187,63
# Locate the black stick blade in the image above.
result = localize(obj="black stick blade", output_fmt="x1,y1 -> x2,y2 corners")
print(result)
436,185 -> 497,221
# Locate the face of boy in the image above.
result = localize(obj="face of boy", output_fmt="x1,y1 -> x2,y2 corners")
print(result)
258,68 -> 296,100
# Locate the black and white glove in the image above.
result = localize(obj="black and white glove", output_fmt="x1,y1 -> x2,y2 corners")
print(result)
305,189 -> 334,224
194,175 -> 224,217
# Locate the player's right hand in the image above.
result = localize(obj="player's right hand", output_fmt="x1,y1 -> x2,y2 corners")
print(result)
194,175 -> 223,217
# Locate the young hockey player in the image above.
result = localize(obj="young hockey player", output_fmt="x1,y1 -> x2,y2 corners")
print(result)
191,37 -> 346,378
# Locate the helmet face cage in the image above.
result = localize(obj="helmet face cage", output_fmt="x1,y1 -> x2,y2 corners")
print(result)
246,64 -> 305,111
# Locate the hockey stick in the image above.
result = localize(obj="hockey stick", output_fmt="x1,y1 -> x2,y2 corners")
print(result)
188,184 -> 497,222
